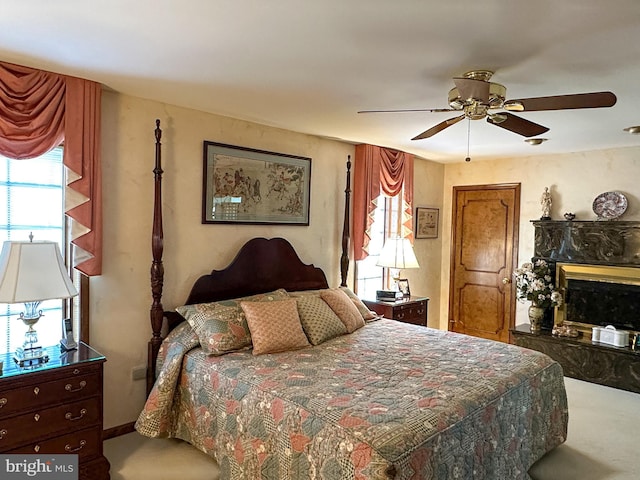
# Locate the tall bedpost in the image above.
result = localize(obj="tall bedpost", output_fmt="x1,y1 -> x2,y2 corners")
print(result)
340,156 -> 351,287
147,119 -> 164,395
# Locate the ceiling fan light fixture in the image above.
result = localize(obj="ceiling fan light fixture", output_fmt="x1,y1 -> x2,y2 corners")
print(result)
448,82 -> 506,111
503,100 -> 525,112
623,126 -> 640,134
488,113 -> 507,124
524,138 -> 548,146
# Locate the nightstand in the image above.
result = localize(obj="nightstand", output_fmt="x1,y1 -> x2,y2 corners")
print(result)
0,342 -> 110,480
363,296 -> 429,326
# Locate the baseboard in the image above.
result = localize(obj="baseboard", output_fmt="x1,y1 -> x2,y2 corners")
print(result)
103,421 -> 136,440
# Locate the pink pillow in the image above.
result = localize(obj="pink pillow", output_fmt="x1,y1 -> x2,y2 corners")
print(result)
241,299 -> 310,355
320,289 -> 366,333
340,286 -> 377,320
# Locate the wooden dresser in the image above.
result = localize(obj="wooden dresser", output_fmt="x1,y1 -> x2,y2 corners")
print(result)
0,343 -> 110,479
363,296 -> 429,326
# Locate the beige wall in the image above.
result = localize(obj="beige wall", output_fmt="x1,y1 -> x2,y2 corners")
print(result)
440,148 -> 640,330
406,159 -> 445,328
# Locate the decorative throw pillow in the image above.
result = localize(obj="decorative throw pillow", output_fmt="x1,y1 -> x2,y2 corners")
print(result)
320,288 -> 366,333
241,299 -> 310,355
340,286 -> 377,321
296,295 -> 347,345
176,289 -> 289,355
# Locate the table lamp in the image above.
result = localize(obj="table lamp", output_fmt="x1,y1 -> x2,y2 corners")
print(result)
0,240 -> 78,367
376,237 -> 420,296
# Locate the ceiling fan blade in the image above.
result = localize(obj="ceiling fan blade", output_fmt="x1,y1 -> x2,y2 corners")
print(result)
504,91 -> 617,112
412,115 -> 465,140
487,112 -> 549,137
453,77 -> 490,103
358,108 -> 455,113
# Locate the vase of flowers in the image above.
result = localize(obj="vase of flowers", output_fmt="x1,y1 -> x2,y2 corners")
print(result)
513,259 -> 562,333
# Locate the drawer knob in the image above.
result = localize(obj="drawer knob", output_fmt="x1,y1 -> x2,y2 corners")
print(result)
65,380 -> 87,392
33,387 -> 40,396
0,398 -> 6,408
34,414 -> 40,422
73,369 -> 80,375
65,440 -> 86,452
34,445 -> 40,453
65,408 -> 87,421
0,428 -> 7,440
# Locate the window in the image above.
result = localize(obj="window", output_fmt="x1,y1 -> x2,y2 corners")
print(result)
355,193 -> 402,299
0,148 -> 71,355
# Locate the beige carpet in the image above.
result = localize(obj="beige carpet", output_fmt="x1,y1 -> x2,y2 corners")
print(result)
105,377 -> 639,479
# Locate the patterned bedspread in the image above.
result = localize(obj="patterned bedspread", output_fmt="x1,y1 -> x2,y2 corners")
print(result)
136,319 -> 568,479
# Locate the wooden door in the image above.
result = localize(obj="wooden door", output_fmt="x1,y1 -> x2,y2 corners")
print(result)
449,184 -> 520,343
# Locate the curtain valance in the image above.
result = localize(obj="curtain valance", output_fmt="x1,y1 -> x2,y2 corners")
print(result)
0,61 -> 102,276
353,144 -> 414,261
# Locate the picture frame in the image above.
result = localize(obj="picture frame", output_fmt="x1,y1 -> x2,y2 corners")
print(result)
415,206 -> 439,239
397,278 -> 411,297
202,141 -> 311,225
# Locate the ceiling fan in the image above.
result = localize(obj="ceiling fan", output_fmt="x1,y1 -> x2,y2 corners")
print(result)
358,70 -> 617,141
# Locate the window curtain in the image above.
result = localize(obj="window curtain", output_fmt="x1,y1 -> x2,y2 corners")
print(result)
353,144 -> 414,261
0,61 -> 102,276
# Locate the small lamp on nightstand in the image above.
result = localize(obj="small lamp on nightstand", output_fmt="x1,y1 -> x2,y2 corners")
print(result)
377,236 -> 420,297
0,239 -> 78,367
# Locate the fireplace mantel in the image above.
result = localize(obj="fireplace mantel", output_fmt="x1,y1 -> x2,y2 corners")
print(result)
532,220 -> 640,265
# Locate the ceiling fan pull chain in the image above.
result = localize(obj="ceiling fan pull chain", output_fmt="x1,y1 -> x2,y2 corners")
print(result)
465,118 -> 471,162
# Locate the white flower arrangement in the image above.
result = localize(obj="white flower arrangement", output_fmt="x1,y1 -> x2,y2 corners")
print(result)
513,259 -> 562,308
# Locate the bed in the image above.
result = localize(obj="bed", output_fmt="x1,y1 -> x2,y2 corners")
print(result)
135,120 -> 568,479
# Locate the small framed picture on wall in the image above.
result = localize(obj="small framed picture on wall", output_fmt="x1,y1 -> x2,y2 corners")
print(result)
415,207 -> 439,239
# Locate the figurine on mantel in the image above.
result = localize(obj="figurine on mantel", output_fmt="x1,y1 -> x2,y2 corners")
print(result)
540,187 -> 552,220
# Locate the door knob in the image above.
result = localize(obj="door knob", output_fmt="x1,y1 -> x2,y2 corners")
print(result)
502,277 -> 512,284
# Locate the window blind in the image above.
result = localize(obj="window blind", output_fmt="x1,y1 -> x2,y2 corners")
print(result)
0,148 -> 65,355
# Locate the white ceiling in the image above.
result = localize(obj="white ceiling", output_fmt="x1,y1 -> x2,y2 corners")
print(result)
2,0 -> 640,163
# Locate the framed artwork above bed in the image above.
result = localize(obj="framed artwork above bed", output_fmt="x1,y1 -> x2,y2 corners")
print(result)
202,141 -> 311,225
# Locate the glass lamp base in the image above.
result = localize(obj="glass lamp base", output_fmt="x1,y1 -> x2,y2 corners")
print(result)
15,313 -> 49,367
13,345 -> 49,368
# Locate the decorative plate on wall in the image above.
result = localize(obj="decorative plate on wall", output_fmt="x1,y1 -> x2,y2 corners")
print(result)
592,191 -> 628,220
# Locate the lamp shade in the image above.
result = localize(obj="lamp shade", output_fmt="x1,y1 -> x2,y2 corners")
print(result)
0,241 -> 78,303
376,237 -> 420,269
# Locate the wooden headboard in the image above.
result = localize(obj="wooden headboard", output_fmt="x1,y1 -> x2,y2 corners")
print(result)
146,120 -> 352,393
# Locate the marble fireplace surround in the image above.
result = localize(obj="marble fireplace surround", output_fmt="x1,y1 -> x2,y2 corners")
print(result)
532,220 -> 640,338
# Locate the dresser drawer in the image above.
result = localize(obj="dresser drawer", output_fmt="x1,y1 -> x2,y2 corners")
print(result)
9,426 -> 101,460
394,300 -> 427,325
0,398 -> 100,451
0,369 -> 99,417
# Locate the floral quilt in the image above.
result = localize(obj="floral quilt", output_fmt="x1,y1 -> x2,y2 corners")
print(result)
136,320 -> 568,479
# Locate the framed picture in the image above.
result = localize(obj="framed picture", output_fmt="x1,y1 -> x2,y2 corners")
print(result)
415,206 -> 439,239
397,278 -> 411,297
203,141 -> 311,225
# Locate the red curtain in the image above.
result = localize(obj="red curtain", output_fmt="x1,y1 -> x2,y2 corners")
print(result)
0,61 -> 102,276
353,144 -> 414,261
